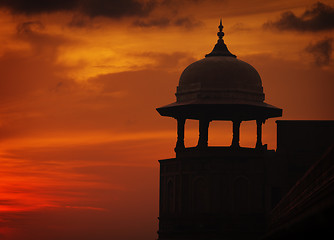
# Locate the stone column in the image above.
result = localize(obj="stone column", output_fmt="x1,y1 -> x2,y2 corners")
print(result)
231,120 -> 241,148
197,119 -> 210,149
256,119 -> 263,149
175,118 -> 186,152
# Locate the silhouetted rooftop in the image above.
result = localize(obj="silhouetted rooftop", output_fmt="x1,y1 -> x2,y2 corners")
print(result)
157,20 -> 282,121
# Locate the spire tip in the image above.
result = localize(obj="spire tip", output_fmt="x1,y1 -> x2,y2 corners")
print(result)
218,19 -> 224,39
205,19 -> 236,58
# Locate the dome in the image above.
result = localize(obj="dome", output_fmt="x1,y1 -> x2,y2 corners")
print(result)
176,56 -> 265,104
156,20 -> 282,121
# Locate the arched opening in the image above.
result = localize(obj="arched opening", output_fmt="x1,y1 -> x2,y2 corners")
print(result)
193,178 -> 210,214
239,121 -> 256,148
167,180 -> 174,214
208,121 -> 232,146
263,120 -> 276,149
184,119 -> 199,148
233,177 -> 249,214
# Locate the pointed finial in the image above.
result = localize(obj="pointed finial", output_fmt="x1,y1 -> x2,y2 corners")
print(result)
205,19 -> 236,58
218,19 -> 224,40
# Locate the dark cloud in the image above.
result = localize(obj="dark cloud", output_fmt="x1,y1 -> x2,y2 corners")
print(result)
133,16 -> 202,28
174,17 -> 202,29
0,0 -> 154,18
78,0 -> 155,18
0,0 -> 77,14
305,38 -> 333,66
16,20 -> 44,34
133,17 -> 171,28
16,21 -> 74,59
0,0 -> 204,29
264,2 -> 334,32
161,0 -> 203,6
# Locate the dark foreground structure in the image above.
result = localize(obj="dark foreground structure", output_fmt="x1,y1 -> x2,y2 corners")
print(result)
156,21 -> 334,239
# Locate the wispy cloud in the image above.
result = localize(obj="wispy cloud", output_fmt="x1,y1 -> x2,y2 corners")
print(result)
133,16 -> 202,29
305,37 -> 333,66
264,2 -> 334,32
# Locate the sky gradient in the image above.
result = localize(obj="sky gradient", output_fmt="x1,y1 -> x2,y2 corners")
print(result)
0,1 -> 333,239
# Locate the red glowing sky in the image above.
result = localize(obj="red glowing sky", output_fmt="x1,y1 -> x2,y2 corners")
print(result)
0,1 -> 333,239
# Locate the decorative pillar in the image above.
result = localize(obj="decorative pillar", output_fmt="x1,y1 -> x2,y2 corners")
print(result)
175,118 -> 186,152
197,119 -> 210,148
256,119 -> 264,149
231,120 -> 241,148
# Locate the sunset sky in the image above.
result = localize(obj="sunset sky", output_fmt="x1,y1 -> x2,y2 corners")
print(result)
0,0 -> 333,239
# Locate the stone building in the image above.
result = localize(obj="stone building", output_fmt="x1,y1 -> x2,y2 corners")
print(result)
156,21 -> 334,239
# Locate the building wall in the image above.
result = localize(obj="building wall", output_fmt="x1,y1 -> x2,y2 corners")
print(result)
157,120 -> 334,239
274,120 -> 334,203
158,149 -> 276,239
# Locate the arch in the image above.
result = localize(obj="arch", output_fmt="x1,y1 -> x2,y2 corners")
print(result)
233,176 -> 250,214
167,179 -> 174,214
193,177 -> 210,214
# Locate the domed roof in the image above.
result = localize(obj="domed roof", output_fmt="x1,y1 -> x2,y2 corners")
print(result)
177,56 -> 264,104
157,20 -> 282,121
176,20 -> 264,105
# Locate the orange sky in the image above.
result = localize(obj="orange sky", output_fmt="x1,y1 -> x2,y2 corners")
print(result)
0,1 -> 333,239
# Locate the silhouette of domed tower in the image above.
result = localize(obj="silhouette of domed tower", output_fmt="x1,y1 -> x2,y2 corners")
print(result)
156,20 -> 282,239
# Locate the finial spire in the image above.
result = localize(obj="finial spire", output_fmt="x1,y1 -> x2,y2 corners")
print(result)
218,19 -> 224,40
205,19 -> 236,58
